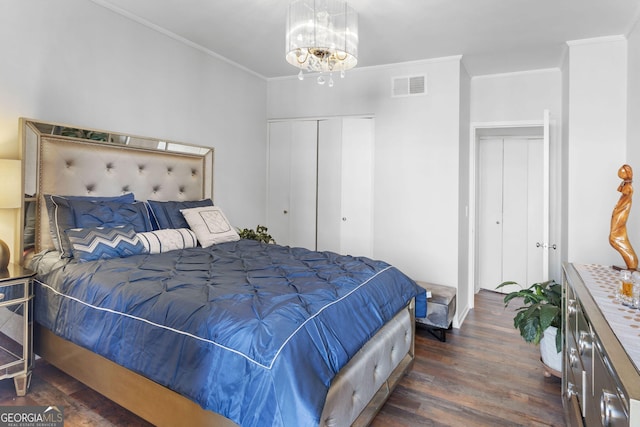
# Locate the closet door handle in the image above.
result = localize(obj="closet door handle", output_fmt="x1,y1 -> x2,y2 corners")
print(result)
283,210 -> 288,214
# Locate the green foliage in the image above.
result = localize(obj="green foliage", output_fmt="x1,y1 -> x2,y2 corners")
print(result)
59,127 -> 108,141
238,225 -> 275,244
496,280 -> 562,353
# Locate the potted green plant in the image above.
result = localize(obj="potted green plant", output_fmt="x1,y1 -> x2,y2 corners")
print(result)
496,280 -> 562,373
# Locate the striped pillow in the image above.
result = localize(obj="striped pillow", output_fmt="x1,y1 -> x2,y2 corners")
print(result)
65,225 -> 146,262
137,228 -> 198,254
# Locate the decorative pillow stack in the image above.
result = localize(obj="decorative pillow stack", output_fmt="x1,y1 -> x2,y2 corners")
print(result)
45,194 -> 240,261
44,193 -> 151,258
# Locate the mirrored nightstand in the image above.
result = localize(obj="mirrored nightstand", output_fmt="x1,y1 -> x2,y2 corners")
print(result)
0,263 -> 35,396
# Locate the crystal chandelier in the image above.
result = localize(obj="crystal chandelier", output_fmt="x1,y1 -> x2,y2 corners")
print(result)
285,0 -> 358,87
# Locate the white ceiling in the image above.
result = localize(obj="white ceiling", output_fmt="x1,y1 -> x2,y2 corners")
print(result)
93,0 -> 640,78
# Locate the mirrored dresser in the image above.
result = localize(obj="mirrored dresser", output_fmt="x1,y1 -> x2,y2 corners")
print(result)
0,263 -> 35,396
563,263 -> 640,427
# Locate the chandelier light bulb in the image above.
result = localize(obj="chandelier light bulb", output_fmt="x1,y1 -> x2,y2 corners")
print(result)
298,69 -> 304,81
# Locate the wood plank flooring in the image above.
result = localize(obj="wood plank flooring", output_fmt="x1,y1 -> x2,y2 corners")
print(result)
372,289 -> 564,427
0,290 -> 564,426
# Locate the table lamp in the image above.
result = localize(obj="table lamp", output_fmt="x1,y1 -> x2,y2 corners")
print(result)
0,159 -> 21,271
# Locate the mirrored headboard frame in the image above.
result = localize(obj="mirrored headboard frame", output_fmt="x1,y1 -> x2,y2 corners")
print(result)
20,118 -> 214,257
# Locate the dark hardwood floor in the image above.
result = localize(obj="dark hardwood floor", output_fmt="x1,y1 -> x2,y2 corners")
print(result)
0,290 -> 564,426
372,290 -> 564,427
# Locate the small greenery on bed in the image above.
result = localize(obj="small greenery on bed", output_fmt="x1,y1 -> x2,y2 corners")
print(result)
238,225 -> 275,244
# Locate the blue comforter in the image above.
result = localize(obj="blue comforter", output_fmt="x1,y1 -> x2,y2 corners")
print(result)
32,239 -> 421,427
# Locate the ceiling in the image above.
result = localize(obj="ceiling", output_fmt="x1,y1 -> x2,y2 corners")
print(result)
93,0 -> 640,79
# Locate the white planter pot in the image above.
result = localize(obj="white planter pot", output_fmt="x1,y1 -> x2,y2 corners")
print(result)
540,326 -> 562,372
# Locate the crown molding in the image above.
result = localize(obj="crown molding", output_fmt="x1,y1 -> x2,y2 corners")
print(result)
89,0 -> 267,80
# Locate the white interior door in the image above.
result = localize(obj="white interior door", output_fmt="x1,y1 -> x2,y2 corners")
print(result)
267,120 -> 317,249
267,121 -> 292,245
317,119 -> 342,253
289,121 -> 318,249
317,117 -> 374,257
477,136 -> 545,294
339,118 -> 374,257
477,138 -> 504,290
502,138 -> 545,288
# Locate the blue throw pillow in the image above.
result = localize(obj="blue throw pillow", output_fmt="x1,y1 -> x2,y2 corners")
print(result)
69,199 -> 152,233
65,225 -> 146,262
44,193 -> 136,258
147,199 -> 213,229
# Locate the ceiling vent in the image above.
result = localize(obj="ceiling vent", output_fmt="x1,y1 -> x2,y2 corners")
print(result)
391,75 -> 427,97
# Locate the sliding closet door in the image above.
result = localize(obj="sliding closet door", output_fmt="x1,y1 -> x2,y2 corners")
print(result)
317,118 -> 374,257
267,120 -> 317,249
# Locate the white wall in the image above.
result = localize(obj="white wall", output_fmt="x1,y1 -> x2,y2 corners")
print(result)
268,57 -> 463,291
3,1 -> 634,326
456,64 -> 471,324
566,37 -> 628,266
470,69 -> 562,123
0,0 -> 268,260
626,23 -> 640,239
469,69 -> 564,282
561,50 -> 571,275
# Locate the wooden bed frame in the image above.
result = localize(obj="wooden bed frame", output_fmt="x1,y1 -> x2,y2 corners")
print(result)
22,118 -> 415,426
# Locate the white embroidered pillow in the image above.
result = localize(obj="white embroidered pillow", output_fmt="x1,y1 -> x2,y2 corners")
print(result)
180,206 -> 240,248
137,228 -> 198,254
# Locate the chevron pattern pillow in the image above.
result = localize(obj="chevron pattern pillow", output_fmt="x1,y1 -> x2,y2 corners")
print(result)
65,225 -> 146,262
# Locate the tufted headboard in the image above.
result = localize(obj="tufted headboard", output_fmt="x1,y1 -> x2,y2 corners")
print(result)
33,130 -> 213,253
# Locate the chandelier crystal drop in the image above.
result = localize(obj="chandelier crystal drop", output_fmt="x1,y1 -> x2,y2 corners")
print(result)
286,0 -> 358,86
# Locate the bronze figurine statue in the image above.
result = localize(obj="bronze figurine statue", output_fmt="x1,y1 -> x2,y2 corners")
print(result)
609,164 -> 638,270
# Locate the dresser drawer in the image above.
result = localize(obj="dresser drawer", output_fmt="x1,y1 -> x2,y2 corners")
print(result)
0,281 -> 29,305
593,339 -> 629,427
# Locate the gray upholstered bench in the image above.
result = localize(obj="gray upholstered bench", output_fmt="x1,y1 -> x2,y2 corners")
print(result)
415,281 -> 456,342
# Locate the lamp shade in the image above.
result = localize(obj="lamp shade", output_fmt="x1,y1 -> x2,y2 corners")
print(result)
0,159 -> 21,209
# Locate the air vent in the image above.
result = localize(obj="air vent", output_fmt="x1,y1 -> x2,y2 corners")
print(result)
391,75 -> 427,97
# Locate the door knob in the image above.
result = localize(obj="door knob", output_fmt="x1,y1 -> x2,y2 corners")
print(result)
536,242 -> 557,250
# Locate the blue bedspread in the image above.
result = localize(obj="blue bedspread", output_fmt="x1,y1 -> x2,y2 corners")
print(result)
32,239 -> 421,427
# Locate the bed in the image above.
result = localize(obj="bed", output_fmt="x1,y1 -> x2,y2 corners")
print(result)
21,118 -> 423,427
